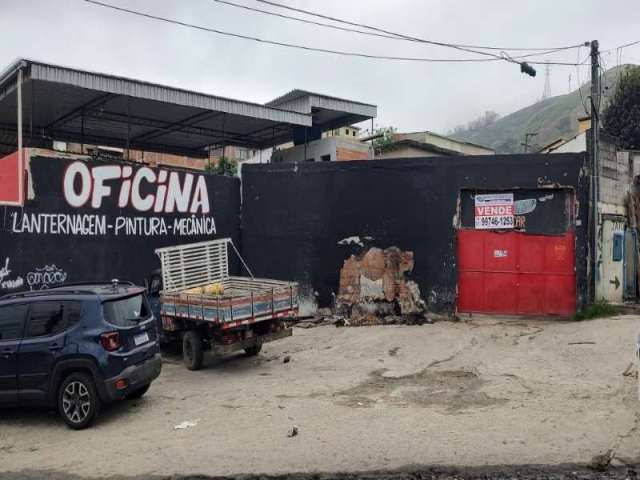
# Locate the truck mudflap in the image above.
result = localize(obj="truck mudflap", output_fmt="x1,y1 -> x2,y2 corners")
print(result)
211,327 -> 292,356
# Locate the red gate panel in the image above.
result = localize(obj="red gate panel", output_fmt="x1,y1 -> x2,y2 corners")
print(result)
0,150 -> 24,206
457,230 -> 576,316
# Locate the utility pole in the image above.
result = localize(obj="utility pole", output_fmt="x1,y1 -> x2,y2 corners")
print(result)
542,64 -> 551,100
589,39 -> 600,302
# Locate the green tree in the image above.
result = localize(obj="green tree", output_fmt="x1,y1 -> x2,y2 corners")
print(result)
372,126 -> 397,150
450,110 -> 500,136
603,66 -> 640,149
205,156 -> 238,176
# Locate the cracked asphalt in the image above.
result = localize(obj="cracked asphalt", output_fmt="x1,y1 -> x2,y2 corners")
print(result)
0,315 -> 639,478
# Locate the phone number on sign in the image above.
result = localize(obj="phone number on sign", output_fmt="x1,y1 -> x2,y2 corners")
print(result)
475,215 -> 514,229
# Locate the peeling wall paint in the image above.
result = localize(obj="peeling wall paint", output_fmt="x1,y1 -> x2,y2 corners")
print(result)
515,199 -> 536,215
337,236 -> 373,247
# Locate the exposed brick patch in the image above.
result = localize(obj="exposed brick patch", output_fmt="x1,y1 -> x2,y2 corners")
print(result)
337,246 -> 425,325
336,147 -> 369,161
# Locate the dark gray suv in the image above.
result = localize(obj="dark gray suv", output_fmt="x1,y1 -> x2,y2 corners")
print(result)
0,281 -> 161,429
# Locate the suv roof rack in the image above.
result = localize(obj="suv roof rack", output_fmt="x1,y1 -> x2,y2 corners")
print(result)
0,281 -> 141,301
49,280 -> 137,288
0,289 -> 99,301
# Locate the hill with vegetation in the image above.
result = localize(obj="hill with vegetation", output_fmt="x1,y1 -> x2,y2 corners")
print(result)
450,64 -> 634,153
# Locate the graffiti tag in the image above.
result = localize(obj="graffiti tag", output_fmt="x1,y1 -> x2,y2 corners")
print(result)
0,258 -> 25,290
26,264 -> 68,290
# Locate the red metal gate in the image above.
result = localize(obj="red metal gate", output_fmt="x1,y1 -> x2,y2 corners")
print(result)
457,230 -> 576,316
0,150 -> 24,206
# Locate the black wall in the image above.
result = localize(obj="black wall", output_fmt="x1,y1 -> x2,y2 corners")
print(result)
241,153 -> 589,312
0,154 -> 240,295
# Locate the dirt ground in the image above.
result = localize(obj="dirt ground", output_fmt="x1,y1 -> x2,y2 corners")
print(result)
1,316 -> 639,479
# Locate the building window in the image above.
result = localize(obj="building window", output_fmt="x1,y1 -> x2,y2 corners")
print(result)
321,154 -> 331,162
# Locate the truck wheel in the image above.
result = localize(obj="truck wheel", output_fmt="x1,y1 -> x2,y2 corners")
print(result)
183,330 -> 204,370
58,372 -> 101,430
245,343 -> 262,356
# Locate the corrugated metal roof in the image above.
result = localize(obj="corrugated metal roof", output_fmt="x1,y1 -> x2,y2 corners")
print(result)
267,89 -> 377,118
27,61 -> 310,126
268,88 -> 376,108
0,59 -> 376,157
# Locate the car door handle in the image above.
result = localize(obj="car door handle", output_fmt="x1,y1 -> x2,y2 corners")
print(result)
1,349 -> 14,359
48,344 -> 63,352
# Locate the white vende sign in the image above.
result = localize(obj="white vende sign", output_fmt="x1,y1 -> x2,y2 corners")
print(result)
474,193 -> 514,229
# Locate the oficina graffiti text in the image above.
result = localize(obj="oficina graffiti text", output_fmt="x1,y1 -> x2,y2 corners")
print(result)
7,161 -> 217,237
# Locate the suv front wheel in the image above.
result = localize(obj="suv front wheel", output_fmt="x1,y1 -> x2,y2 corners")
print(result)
58,372 -> 101,430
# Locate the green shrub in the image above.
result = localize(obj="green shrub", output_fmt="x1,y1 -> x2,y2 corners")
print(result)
572,299 -> 619,321
205,156 -> 238,176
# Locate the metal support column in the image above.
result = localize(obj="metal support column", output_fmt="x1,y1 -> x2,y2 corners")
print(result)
371,118 -> 374,158
29,76 -> 33,143
81,110 -> 85,153
126,96 -> 131,160
17,68 -> 23,162
304,127 -> 308,162
221,113 -> 227,165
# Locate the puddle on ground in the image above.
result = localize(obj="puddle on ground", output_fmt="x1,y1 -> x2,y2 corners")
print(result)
335,367 -> 507,413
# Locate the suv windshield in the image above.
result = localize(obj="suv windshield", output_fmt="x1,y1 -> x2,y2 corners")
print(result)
102,294 -> 150,327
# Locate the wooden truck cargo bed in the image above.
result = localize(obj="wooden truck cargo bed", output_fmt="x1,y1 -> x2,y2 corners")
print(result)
160,276 -> 298,328
156,239 -> 298,330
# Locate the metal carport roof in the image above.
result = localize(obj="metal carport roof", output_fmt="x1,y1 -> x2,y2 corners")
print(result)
266,89 -> 377,133
0,59 -> 376,158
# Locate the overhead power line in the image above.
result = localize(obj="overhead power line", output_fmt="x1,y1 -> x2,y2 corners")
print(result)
83,0 -> 584,66
213,0 -> 580,59
254,0 -> 586,54
599,39 -> 640,56
616,39 -> 640,50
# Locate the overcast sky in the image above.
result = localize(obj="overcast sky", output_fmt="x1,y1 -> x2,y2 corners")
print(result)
1,0 -> 639,134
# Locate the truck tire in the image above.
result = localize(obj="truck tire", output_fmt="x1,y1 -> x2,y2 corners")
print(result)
244,343 -> 262,356
183,330 -> 204,370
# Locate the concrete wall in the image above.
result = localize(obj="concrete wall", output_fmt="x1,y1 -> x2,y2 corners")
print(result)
56,141 -> 209,170
271,137 -> 370,163
550,132 -> 587,154
375,145 -> 441,159
586,137 -> 635,303
596,217 -> 626,303
241,153 -> 589,313
599,140 -> 631,207
398,132 -> 495,155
